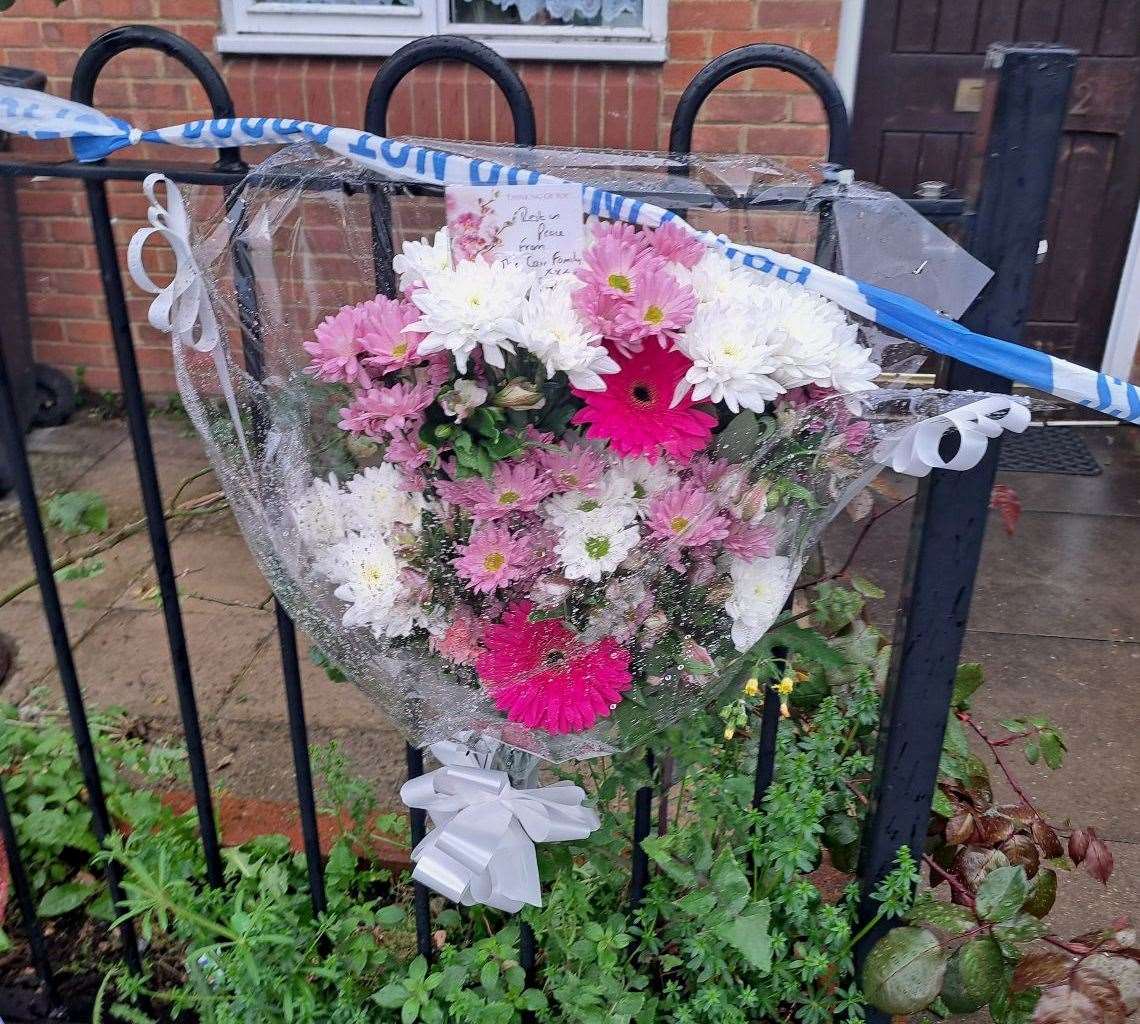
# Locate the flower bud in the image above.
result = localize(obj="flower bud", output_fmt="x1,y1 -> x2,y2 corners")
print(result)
493,378 -> 545,411
739,481 -> 769,520
439,379 -> 487,421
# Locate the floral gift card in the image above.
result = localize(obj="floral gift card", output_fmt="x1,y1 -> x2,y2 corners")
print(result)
445,182 -> 585,276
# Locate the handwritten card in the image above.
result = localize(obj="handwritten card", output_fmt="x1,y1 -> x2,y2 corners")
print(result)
445,182 -> 585,277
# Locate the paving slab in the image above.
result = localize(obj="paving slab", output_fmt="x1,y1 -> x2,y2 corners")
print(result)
26,606 -> 275,720
159,529 -> 273,612
0,602 -> 108,703
216,628 -> 392,732
960,633 -> 1140,842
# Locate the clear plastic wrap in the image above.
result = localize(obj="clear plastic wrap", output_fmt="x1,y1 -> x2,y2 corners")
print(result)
162,143 -> 1016,762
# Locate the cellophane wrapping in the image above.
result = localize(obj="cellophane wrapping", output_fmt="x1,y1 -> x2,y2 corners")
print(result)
169,142 -> 998,762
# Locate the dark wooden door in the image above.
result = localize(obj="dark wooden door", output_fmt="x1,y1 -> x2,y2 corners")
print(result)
851,0 -> 1140,368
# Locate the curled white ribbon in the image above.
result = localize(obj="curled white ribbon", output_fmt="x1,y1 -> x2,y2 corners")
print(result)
876,395 -> 1031,477
127,173 -> 251,464
401,747 -> 599,913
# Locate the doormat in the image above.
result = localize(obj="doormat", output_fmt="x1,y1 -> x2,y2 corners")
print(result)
998,426 -> 1102,475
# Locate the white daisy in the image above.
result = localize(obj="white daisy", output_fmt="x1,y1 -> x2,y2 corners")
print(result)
672,302 -> 784,413
407,258 -> 533,374
513,281 -> 618,391
291,474 -> 348,551
342,464 -> 424,537
556,509 -> 640,582
607,456 -> 677,507
543,470 -> 638,528
725,554 -> 792,652
392,228 -> 452,292
318,530 -> 409,637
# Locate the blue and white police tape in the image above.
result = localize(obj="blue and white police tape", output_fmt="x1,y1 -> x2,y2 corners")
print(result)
2,84 -> 1137,425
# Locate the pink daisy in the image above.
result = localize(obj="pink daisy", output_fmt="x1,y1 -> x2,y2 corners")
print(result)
723,518 -> 777,560
577,234 -> 661,300
476,601 -> 632,734
303,305 -> 371,387
646,482 -> 730,548
571,284 -> 628,346
337,382 -> 436,439
613,266 -> 696,349
432,609 -> 485,666
358,295 -> 425,373
572,347 -> 716,464
645,221 -> 706,269
454,524 -> 534,594
536,446 -> 605,493
383,432 -> 431,475
468,461 -> 553,520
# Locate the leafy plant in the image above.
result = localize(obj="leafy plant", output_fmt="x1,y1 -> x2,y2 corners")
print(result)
43,490 -> 110,535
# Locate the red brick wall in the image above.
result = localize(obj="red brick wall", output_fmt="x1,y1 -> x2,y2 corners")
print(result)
1,0 -> 841,392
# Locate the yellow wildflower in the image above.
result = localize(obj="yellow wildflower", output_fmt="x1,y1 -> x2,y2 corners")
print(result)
743,677 -> 760,698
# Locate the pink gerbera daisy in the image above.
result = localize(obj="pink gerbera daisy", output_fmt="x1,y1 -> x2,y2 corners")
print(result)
645,221 -> 706,269
468,461 -> 554,520
304,305 -> 371,387
454,524 -> 534,594
612,266 -> 697,349
572,347 -> 716,464
476,601 -> 632,734
358,295 -> 425,373
338,382 -> 436,439
646,482 -> 730,548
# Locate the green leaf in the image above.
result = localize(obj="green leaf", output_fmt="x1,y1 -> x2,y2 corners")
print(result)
823,812 -> 860,850
907,896 -> 977,936
484,432 -> 524,461
1024,741 -> 1040,765
372,983 -> 409,1008
993,913 -> 1049,944
1039,730 -> 1065,770
713,410 -> 760,462
38,881 -> 94,917
941,716 -> 970,759
1021,868 -> 1058,919
401,998 -> 420,1024
479,961 -> 500,989
44,491 -> 109,535
641,835 -> 696,886
375,904 -> 404,926
0,929 -> 11,953
468,406 -> 500,441
940,938 -> 1004,1013
762,623 -> 847,670
862,927 -> 948,1015
716,900 -> 771,972
975,865 -> 1029,923
931,789 -> 954,818
55,558 -> 106,582
951,663 -> 985,709
851,576 -> 886,599
709,851 -> 750,916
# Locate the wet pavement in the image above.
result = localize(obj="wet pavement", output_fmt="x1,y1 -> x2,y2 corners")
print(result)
1,413 -> 1137,938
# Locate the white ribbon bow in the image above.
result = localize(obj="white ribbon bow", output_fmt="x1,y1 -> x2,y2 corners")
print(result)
127,173 -> 251,464
876,395 -> 1030,477
401,746 -> 599,913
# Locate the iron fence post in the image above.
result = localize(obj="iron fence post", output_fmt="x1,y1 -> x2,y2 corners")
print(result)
853,45 -> 1077,1015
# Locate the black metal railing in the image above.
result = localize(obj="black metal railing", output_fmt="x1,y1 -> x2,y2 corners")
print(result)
0,31 -> 1075,1024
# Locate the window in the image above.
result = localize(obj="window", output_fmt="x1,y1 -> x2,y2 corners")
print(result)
216,0 -> 667,61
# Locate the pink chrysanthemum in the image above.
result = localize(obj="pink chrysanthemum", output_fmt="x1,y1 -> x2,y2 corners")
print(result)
432,609 -> 485,666
358,295 -> 425,373
476,601 -> 632,734
646,221 -> 706,269
572,347 -> 716,464
844,419 -> 872,452
612,266 -> 697,348
536,446 -> 606,493
571,283 -> 628,347
646,483 -> 730,548
577,234 -> 662,300
589,219 -> 649,249
304,305 -> 371,387
338,382 -> 436,439
468,461 -> 554,520
383,432 -> 431,475
454,524 -> 534,594
723,518 -> 778,560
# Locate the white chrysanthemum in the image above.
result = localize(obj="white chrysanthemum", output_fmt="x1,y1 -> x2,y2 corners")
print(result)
408,259 -> 533,373
291,474 -> 348,551
393,228 -> 452,292
768,291 -> 859,389
725,554 -> 792,652
827,335 -> 880,408
674,250 -> 757,305
513,281 -> 618,391
672,302 -> 784,413
342,465 -> 424,536
544,484 -> 638,530
318,530 -> 408,636
556,509 -> 640,582
607,457 -> 676,506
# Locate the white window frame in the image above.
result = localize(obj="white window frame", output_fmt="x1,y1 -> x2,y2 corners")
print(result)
216,0 -> 667,62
